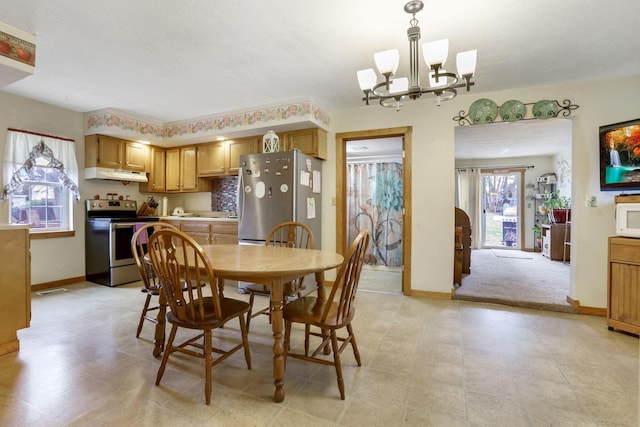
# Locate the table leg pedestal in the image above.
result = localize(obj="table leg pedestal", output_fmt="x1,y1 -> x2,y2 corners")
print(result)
270,279 -> 285,402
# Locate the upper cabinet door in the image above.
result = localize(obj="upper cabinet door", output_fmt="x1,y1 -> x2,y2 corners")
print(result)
180,146 -> 198,191
197,142 -> 226,176
96,135 -> 124,169
165,148 -> 181,192
282,128 -> 327,160
147,146 -> 166,192
123,141 -> 148,172
227,137 -> 260,175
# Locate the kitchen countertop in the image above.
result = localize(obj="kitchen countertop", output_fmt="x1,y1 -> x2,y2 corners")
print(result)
160,216 -> 238,222
0,224 -> 31,230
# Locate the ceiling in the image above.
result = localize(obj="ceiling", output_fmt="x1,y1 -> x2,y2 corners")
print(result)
0,0 -> 638,126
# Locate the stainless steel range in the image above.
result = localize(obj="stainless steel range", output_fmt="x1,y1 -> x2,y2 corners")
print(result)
85,199 -> 158,287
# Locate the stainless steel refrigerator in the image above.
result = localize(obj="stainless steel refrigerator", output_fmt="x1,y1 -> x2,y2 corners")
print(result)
237,150 -> 322,293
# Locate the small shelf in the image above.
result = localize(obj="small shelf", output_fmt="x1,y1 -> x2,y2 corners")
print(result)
532,175 -> 555,251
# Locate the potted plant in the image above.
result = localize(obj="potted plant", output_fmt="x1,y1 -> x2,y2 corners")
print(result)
532,224 -> 543,250
542,190 -> 571,223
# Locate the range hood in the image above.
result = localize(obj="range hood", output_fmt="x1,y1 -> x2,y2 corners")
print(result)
84,167 -> 148,183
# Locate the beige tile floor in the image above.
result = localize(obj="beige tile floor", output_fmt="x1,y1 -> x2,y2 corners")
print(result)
0,280 -> 638,426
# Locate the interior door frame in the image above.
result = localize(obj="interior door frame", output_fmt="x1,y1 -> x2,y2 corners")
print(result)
336,126 -> 412,295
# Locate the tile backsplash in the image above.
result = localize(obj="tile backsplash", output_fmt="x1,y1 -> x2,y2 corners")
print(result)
210,176 -> 238,211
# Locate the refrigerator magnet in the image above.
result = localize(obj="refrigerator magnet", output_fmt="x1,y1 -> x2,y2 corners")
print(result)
255,181 -> 266,198
280,184 -> 288,193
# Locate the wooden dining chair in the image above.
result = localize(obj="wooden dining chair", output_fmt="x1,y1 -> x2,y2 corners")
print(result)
131,221 -> 180,338
283,230 -> 370,400
147,228 -> 251,405
245,221 -> 315,331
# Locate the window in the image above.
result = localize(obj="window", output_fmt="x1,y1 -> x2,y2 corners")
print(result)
2,129 -> 79,232
10,160 -> 69,229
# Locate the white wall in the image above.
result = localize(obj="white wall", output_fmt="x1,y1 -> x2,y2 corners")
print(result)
330,74 -> 640,308
0,91 -> 133,284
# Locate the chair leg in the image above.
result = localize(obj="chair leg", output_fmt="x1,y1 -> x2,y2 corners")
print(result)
156,324 -> 177,386
204,330 -> 212,405
136,293 -> 152,338
330,330 -> 345,400
347,323 -> 362,366
246,291 -> 255,332
239,313 -> 252,370
304,324 -> 311,356
283,320 -> 292,365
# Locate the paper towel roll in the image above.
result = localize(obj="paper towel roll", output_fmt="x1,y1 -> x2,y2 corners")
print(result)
162,197 -> 168,217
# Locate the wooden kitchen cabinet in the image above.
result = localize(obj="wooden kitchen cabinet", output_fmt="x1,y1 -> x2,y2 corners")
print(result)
197,142 -> 226,176
228,137 -> 260,174
161,219 -> 238,245
211,221 -> 239,244
541,223 -> 569,261
197,136 -> 259,177
0,226 -> 31,356
139,145 -> 166,193
281,128 -> 327,160
166,146 -> 210,193
179,221 -> 212,245
608,236 -> 640,335
85,134 -> 149,172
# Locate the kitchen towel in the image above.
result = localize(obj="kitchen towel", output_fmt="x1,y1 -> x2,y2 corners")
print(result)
134,223 -> 147,244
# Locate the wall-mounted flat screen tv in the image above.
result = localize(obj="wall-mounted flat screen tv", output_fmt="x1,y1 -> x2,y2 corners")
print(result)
600,118 -> 640,191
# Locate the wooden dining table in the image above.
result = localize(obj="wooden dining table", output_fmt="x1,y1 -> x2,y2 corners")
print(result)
152,243 -> 344,403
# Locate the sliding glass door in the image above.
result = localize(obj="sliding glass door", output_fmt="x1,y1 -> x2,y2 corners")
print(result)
480,170 -> 523,249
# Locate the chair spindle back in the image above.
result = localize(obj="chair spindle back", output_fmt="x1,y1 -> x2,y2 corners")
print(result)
322,230 -> 370,324
148,229 -> 223,323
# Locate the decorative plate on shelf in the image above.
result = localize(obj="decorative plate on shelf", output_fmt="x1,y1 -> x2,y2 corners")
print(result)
532,100 -> 559,120
499,100 -> 526,122
468,98 -> 498,124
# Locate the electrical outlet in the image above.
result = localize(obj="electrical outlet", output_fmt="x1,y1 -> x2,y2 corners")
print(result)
586,195 -> 597,207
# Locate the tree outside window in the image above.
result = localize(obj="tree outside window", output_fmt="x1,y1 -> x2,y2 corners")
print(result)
10,164 -> 67,229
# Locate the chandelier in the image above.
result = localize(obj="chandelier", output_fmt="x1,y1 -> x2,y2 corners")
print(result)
357,0 -> 477,110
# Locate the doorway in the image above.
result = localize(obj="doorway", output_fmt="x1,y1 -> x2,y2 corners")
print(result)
454,119 -> 572,309
336,127 -> 412,295
480,169 -> 524,249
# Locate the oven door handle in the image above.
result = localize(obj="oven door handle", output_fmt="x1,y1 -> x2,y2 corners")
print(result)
112,223 -> 136,230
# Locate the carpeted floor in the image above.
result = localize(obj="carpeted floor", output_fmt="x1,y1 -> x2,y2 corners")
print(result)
454,248 -> 577,313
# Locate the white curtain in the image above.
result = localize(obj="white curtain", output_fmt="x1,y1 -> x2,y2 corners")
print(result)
2,130 -> 80,200
456,168 -> 482,249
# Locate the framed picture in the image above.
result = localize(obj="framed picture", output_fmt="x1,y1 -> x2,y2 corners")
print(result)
600,118 -> 640,191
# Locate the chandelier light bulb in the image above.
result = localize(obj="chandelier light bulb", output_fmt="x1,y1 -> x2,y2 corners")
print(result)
374,49 -> 400,75
389,77 -> 409,94
456,50 -> 477,78
357,68 -> 377,91
422,39 -> 449,69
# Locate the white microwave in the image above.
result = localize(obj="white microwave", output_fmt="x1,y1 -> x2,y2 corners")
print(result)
616,203 -> 640,238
